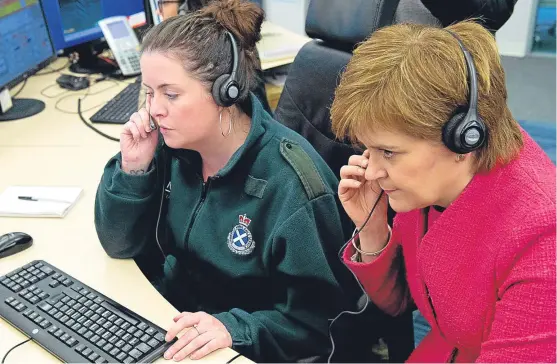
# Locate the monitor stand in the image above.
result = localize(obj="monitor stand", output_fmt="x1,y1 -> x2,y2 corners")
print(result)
66,42 -> 119,75
0,99 -> 45,122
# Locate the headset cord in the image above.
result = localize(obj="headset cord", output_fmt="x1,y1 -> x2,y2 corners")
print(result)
327,190 -> 385,363
1,338 -> 32,364
77,98 -> 119,142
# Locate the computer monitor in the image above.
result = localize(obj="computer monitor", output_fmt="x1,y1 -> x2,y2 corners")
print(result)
0,0 -> 56,122
41,0 -> 148,74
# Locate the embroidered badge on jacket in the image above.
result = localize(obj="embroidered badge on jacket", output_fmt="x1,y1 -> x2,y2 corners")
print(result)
227,214 -> 255,255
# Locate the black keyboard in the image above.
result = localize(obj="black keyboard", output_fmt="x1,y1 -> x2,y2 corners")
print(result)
0,260 -> 174,363
90,81 -> 141,124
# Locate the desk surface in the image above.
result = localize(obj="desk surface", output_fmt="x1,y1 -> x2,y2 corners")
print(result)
0,59 -> 252,364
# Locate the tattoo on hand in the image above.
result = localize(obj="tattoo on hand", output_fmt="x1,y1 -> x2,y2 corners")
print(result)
129,169 -> 146,175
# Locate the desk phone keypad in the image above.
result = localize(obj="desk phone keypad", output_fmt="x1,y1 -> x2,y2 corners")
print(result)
0,260 -> 174,363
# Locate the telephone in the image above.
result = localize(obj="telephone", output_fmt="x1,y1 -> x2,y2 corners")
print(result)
98,16 -> 141,77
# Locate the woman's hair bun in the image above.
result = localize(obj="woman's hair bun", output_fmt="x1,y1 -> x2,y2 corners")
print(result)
200,0 -> 264,49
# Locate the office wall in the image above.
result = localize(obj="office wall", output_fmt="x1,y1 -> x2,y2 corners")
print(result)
495,0 -> 538,57
262,0 -> 310,36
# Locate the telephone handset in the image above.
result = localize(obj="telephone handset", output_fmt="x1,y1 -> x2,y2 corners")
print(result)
98,16 -> 141,77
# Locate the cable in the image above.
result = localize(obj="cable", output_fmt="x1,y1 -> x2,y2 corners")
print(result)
78,98 -> 119,142
1,338 -> 32,364
226,353 -> 243,364
327,191 -> 384,363
34,60 -> 71,76
12,78 -> 28,98
54,80 -> 119,114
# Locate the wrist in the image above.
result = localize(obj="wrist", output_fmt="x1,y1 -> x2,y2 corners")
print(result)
358,224 -> 390,252
121,160 -> 152,175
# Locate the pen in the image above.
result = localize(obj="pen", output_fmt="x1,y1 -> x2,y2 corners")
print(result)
18,196 -> 72,204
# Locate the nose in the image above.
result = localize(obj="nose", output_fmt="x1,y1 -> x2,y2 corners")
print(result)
365,152 -> 388,181
148,94 -> 167,120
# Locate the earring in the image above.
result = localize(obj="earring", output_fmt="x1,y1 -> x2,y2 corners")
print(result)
219,108 -> 232,137
456,154 -> 466,162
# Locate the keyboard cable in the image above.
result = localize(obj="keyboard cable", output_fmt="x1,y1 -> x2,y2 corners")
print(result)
78,98 -> 119,142
1,338 -> 32,364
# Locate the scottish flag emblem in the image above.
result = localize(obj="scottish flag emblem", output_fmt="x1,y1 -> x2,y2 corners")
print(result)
227,214 -> 255,255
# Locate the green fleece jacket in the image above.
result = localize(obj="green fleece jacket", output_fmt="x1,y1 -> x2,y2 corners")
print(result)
94,95 -> 351,362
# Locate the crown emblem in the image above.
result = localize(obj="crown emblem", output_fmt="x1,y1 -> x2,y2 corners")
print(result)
238,214 -> 251,227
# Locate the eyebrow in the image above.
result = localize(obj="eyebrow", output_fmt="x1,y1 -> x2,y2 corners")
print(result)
367,143 -> 401,151
142,83 -> 178,90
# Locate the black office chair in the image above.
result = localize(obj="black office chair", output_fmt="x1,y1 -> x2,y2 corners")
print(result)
274,0 -> 416,362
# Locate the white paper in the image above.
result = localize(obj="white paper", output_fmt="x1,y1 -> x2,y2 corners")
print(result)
0,186 -> 83,218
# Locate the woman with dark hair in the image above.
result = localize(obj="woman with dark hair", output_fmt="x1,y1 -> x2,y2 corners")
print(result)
95,0 -> 349,362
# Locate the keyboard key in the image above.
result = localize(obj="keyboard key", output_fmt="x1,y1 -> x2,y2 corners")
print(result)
137,322 -> 148,331
102,343 -> 113,353
15,303 -> 27,312
54,329 -> 64,338
129,338 -> 140,346
75,343 -> 86,353
29,296 -> 40,304
47,325 -> 58,334
82,347 -> 92,357
49,280 -> 60,288
145,327 -> 157,336
62,279 -> 73,287
66,337 -> 78,347
129,348 -> 143,360
39,320 -> 51,329
123,357 -> 134,364
148,338 -> 160,348
5,297 -> 14,304
60,334 -> 70,342
96,339 -> 107,348
115,339 -> 125,347
40,266 -> 53,275
89,352 -> 100,362
116,352 -> 127,362
109,347 -> 120,357
122,344 -> 133,353
140,334 -> 151,343
95,357 -> 108,364
136,342 -> 151,353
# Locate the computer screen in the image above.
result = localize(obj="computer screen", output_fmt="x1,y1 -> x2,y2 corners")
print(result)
0,0 -> 56,91
42,0 -> 147,51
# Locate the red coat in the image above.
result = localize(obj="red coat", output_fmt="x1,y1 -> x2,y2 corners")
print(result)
343,131 -> 556,362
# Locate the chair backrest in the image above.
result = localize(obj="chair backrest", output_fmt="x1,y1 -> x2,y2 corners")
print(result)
275,0 -> 402,178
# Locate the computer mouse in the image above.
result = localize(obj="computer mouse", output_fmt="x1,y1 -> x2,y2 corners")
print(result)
0,232 -> 33,259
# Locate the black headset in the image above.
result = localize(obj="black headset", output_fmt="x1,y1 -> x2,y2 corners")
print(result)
211,31 -> 240,107
442,31 -> 487,154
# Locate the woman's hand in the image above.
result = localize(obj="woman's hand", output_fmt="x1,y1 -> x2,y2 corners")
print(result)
163,311 -> 232,361
339,150 -> 388,234
120,97 -> 158,174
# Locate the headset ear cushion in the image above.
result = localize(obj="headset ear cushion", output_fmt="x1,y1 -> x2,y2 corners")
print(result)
442,112 -> 466,153
212,74 -> 231,107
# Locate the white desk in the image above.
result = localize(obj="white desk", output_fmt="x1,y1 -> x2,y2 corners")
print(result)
0,59 -> 252,364
259,21 -> 311,70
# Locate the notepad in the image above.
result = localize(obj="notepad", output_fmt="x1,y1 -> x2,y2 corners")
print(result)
0,186 -> 83,218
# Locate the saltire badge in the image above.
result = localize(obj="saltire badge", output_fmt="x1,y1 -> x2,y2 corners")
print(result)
227,214 -> 255,255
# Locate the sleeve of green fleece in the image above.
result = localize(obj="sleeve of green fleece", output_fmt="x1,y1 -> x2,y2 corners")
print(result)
94,151 -> 163,259
213,194 -> 348,362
